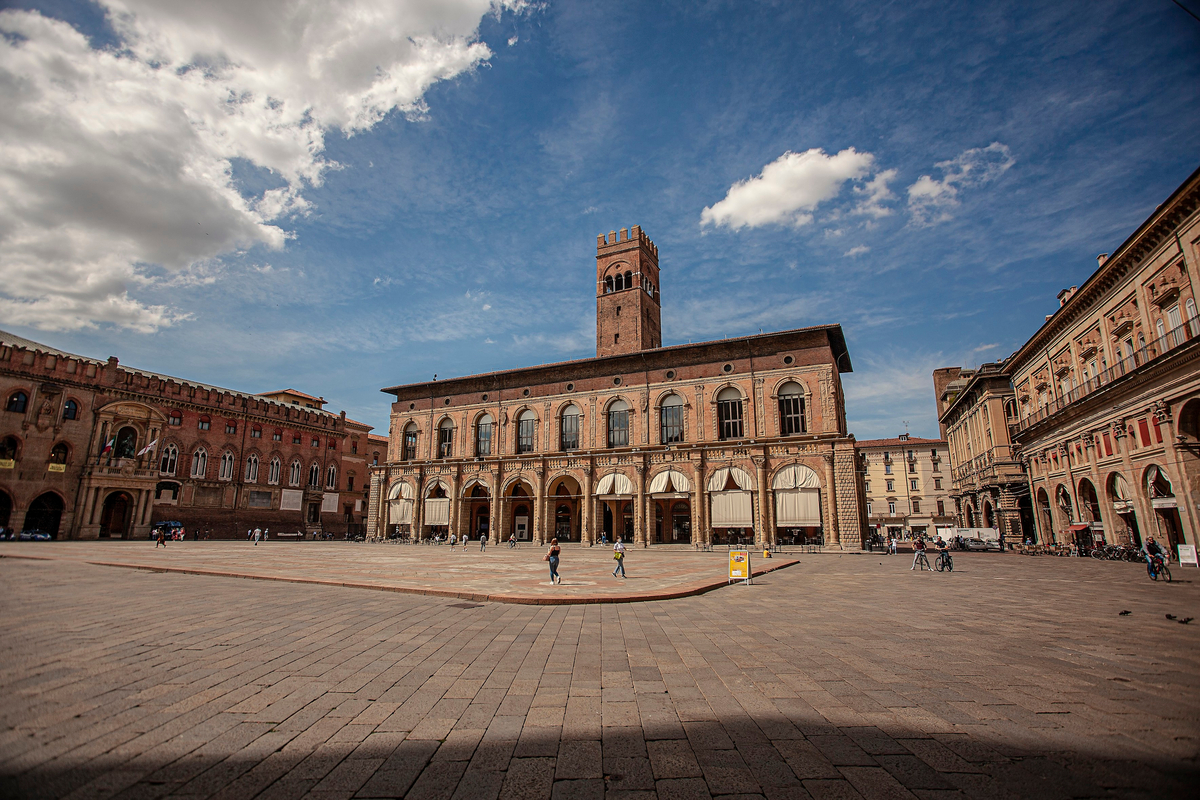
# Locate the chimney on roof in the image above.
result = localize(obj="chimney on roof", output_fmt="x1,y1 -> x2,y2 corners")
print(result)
1057,286 -> 1077,307
1097,253 -> 1108,267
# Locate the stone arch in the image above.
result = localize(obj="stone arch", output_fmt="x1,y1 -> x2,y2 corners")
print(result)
25,491 -> 65,537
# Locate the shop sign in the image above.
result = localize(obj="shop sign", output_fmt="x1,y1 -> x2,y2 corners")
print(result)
1151,497 -> 1177,509
1179,544 -> 1198,568
728,550 -> 751,584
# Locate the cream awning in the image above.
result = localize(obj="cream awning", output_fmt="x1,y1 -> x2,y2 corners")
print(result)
771,463 -> 821,490
707,466 -> 754,491
649,469 -> 691,494
425,478 -> 451,498
388,481 -> 414,500
775,489 -> 821,526
425,498 -> 450,526
389,499 -> 413,525
710,491 -> 753,527
596,472 -> 634,496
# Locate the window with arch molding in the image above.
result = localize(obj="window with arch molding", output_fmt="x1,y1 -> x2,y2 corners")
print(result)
716,387 -> 744,440
607,400 -> 629,448
159,443 -> 178,475
268,457 -> 281,485
517,410 -> 537,454
560,405 -> 580,451
50,442 -> 69,464
245,454 -> 259,483
476,414 -> 494,456
326,464 -> 337,489
308,463 -> 320,488
191,448 -> 208,478
404,424 -> 418,461
438,419 -> 454,459
6,392 -> 27,414
289,459 -> 301,486
219,451 -> 235,481
777,381 -> 806,435
660,394 -> 684,443
63,399 -> 79,420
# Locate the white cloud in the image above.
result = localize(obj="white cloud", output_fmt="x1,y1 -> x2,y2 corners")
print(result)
853,168 -> 897,219
844,245 -> 870,257
907,143 -> 1015,225
0,1 -> 520,331
700,148 -> 876,229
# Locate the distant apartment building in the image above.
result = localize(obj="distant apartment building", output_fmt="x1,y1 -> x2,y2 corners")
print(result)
933,363 -> 1032,545
857,434 -> 955,540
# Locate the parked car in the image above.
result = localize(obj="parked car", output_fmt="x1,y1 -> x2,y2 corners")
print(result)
18,529 -> 52,541
962,537 -> 1001,552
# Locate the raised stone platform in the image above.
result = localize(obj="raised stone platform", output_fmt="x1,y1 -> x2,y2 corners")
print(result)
0,541 -> 798,605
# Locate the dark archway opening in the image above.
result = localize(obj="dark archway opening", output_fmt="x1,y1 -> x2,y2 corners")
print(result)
26,492 -> 64,537
100,492 -> 133,539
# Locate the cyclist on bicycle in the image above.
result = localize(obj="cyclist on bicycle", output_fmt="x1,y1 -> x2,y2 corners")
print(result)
911,537 -> 929,571
1143,537 -> 1167,576
935,539 -> 952,571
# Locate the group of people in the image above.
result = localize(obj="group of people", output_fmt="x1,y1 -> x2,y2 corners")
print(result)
543,537 -> 627,585
910,536 -> 952,571
246,527 -> 268,545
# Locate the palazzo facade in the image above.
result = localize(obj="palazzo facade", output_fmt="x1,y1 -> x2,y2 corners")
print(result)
1009,167 -> 1200,552
366,227 -> 865,549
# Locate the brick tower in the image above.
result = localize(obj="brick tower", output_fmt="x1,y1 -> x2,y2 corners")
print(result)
596,226 -> 662,357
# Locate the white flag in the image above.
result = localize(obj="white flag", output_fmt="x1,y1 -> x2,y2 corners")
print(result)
137,438 -> 158,456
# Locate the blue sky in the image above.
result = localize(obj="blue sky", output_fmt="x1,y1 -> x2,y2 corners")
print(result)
2,0 -> 1198,439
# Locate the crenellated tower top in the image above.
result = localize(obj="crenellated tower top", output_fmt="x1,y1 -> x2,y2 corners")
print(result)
595,225 -> 662,357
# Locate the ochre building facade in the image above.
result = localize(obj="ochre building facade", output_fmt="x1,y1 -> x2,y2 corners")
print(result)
0,330 -> 375,539
367,228 -> 865,549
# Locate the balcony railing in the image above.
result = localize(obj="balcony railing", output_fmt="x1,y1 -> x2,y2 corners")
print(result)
952,445 -> 1022,485
1017,318 -> 1199,432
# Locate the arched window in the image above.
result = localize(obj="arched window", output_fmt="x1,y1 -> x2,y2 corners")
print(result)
717,387 -> 744,440
245,454 -> 259,483
6,392 -> 27,414
438,419 -> 454,459
605,275 -> 614,293
198,414 -> 211,431
218,451 -> 235,481
614,272 -> 624,291
49,442 -> 69,464
159,443 -> 178,475
114,426 -> 137,459
517,410 -> 537,453
0,436 -> 17,461
607,400 -> 629,448
778,381 -> 806,435
63,399 -> 79,420
624,270 -> 632,289
560,405 -> 580,451
289,459 -> 302,486
191,448 -> 208,478
308,462 -> 320,488
660,394 -> 684,443
268,457 -> 281,485
403,424 -> 418,461
476,414 -> 494,456
326,464 -> 337,489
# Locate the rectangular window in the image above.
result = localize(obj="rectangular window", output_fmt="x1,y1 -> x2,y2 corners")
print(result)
1138,419 -> 1151,447
931,461 -> 940,473
910,479 -> 918,491
347,476 -> 354,492
169,413 -> 181,426
518,418 -> 536,453
888,501 -> 896,515
864,481 -> 870,493
912,500 -> 920,514
311,437 -> 319,448
198,419 -> 210,430
779,395 -> 805,435
866,502 -> 872,516
934,478 -> 942,490
404,430 -> 418,460
1103,432 -> 1113,456
560,416 -> 578,451
1152,416 -> 1162,444
608,410 -> 629,448
226,423 -> 236,434
250,428 -> 261,438
351,441 -> 357,454
438,427 -> 453,458
293,434 -> 301,444
717,399 -> 743,440
660,406 -> 684,444
931,449 -> 938,458
886,480 -> 894,492
908,462 -> 916,473
884,464 -> 893,475
273,431 -> 281,441
477,423 -> 494,456
937,500 -> 945,516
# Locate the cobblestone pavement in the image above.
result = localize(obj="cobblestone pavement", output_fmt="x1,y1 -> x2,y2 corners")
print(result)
0,542 -> 798,604
1,552 -> 1197,799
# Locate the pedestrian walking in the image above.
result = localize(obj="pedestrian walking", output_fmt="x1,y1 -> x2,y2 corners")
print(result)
612,538 -> 626,578
545,538 -> 561,584
155,528 -> 166,548
449,532 -> 457,550
890,536 -> 897,555
253,527 -> 262,545
508,534 -> 516,548
480,534 -> 487,552
247,528 -> 253,540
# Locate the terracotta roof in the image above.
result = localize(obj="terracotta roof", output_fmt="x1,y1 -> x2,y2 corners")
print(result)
259,388 -> 324,403
343,417 -> 375,430
855,436 -> 945,448
367,434 -> 388,443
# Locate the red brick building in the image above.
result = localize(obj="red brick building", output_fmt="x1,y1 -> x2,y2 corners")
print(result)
367,227 -> 866,549
0,330 -> 372,539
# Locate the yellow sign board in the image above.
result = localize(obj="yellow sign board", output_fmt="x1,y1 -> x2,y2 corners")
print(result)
47,463 -> 66,472
728,549 -> 751,583
0,459 -> 13,470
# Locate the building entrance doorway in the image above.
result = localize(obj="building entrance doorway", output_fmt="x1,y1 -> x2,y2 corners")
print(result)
99,492 -> 133,539
0,490 -> 11,530
26,492 -> 64,537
